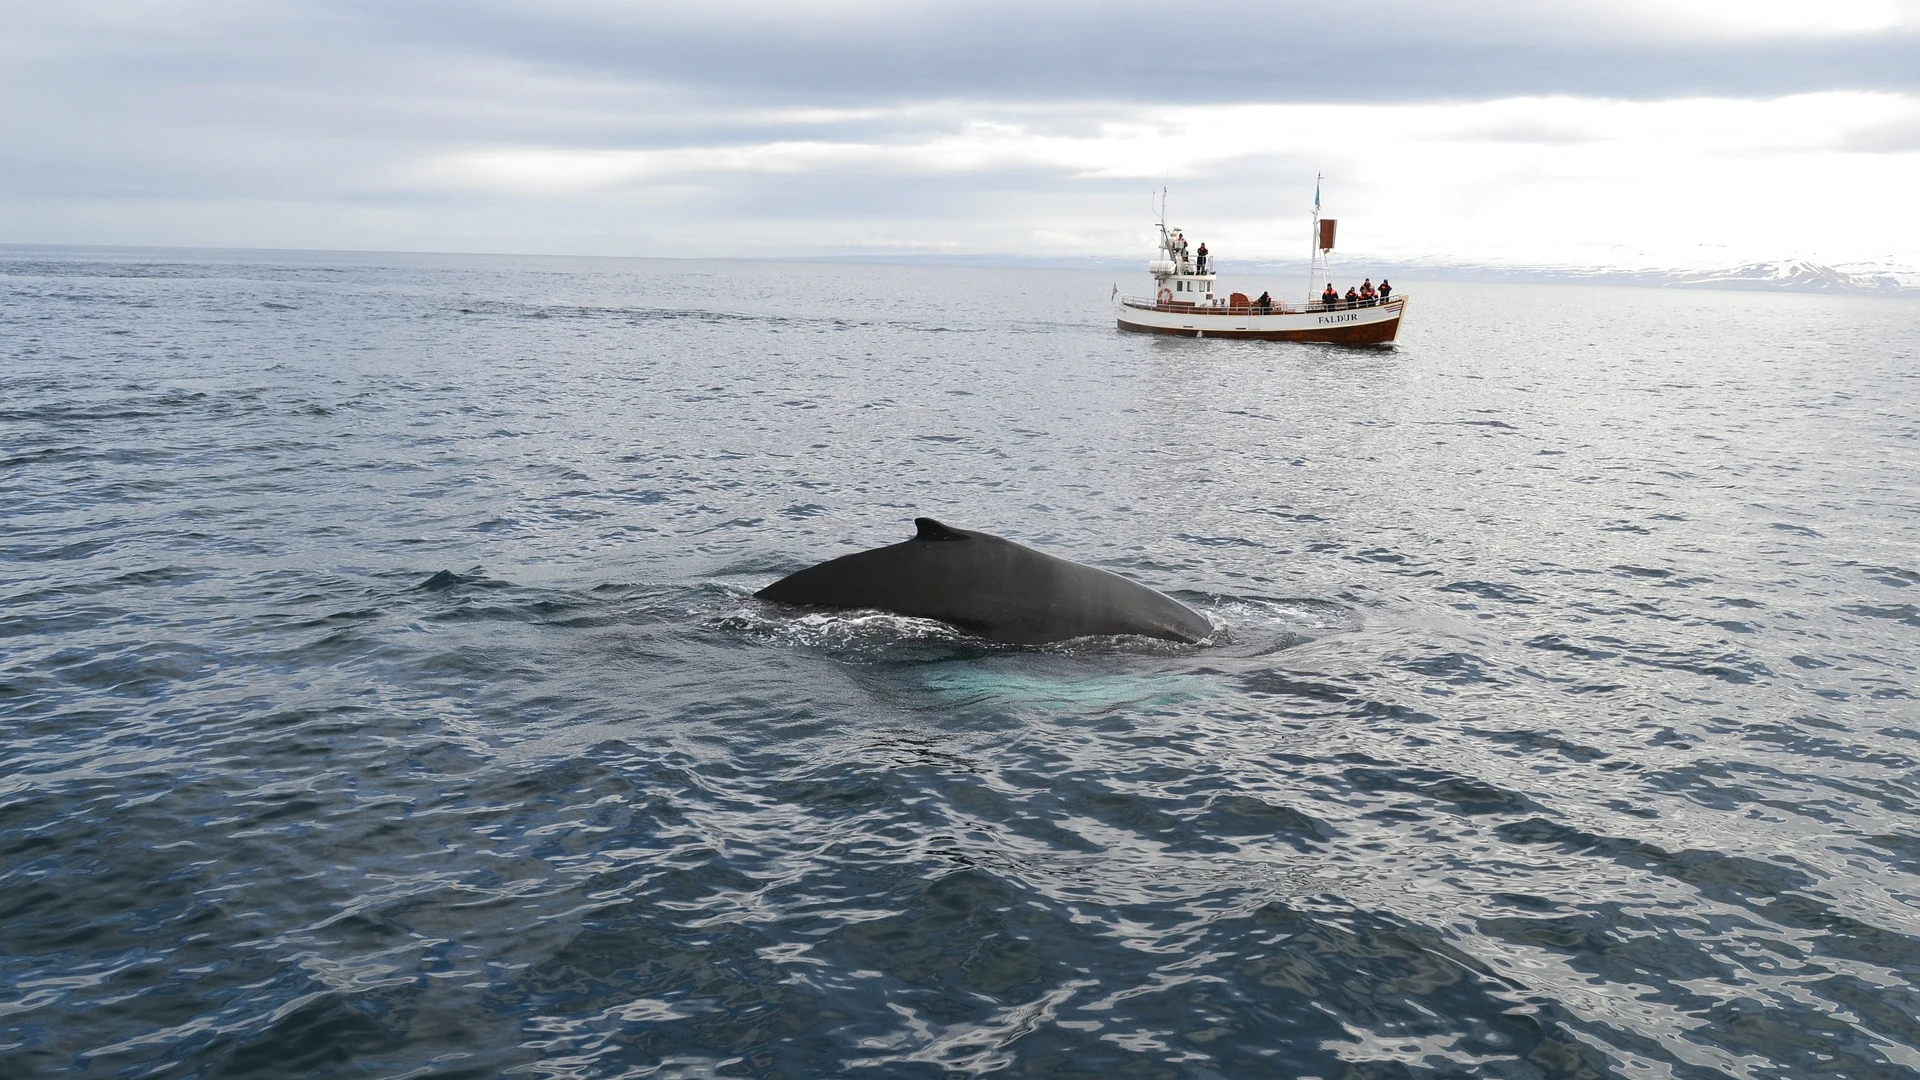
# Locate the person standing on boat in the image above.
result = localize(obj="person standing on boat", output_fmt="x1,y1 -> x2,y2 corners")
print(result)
1378,279 -> 1392,302
1321,283 -> 1338,308
1257,290 -> 1272,313
1360,279 -> 1376,306
1345,286 -> 1360,308
1196,243 -> 1209,274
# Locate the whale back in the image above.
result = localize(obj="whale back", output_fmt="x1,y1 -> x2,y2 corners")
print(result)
756,518 -> 1212,645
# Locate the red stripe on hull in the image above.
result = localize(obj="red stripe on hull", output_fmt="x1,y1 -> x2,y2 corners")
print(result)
1116,316 -> 1402,345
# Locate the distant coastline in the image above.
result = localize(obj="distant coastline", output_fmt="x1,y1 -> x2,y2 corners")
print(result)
789,253 -> 1920,296
6,243 -> 1914,296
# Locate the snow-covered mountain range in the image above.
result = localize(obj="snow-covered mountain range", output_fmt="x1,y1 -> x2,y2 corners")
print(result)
1240,257 -> 1920,294
1665,260 -> 1915,293
808,253 -> 1920,294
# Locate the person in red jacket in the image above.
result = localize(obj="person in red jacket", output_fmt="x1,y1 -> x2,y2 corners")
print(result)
1321,283 -> 1338,308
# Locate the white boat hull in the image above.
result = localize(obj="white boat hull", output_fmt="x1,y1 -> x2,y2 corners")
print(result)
1117,296 -> 1406,344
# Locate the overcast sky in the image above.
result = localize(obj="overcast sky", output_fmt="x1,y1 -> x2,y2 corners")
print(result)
4,1 -> 1918,268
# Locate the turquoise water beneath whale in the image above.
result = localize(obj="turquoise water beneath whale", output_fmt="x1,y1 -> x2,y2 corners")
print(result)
4,246 -> 1919,1079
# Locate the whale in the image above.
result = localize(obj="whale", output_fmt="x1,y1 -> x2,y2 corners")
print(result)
755,517 -> 1213,645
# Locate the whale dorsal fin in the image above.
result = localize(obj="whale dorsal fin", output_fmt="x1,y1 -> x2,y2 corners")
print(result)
913,517 -> 970,542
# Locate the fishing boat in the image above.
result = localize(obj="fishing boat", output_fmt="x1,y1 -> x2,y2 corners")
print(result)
1115,181 -> 1406,344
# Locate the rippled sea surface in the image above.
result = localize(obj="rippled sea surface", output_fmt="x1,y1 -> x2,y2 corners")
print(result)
5,246 -> 1919,1079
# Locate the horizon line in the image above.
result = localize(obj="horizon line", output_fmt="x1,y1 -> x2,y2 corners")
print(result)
3,241 -> 1914,294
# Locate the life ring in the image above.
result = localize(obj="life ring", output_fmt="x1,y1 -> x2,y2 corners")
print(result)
1157,287 -> 1173,305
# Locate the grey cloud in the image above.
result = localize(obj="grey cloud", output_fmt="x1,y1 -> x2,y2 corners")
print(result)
9,0 -> 1911,200
4,0 -> 1915,256
354,0 -> 1920,105
12,3 -> 1920,121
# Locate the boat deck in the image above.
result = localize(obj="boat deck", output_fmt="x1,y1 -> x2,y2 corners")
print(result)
1119,296 -> 1400,316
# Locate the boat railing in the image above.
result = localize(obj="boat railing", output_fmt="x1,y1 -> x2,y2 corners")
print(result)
1120,295 -> 1403,315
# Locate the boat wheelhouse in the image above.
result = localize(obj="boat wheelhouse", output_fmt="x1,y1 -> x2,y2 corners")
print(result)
1115,186 -> 1406,344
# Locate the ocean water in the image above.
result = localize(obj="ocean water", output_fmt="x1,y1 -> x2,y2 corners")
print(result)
3,245 -> 1918,1079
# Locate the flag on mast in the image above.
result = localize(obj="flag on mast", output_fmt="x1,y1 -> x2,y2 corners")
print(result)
1314,176 -> 1321,213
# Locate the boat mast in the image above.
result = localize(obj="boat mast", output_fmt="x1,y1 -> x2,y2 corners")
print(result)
1307,174 -> 1321,304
